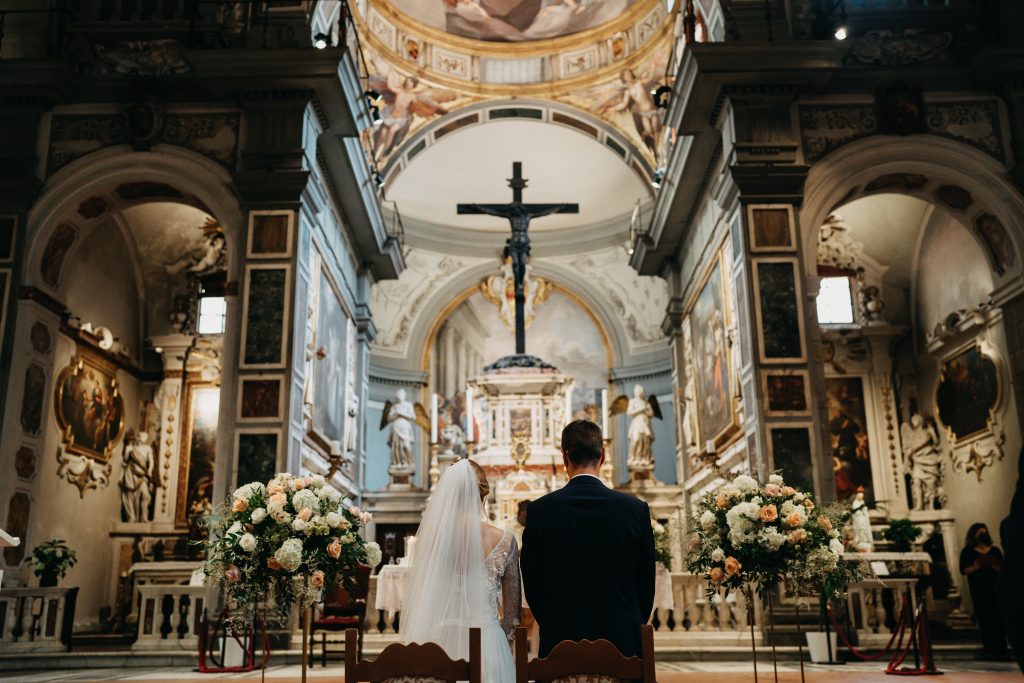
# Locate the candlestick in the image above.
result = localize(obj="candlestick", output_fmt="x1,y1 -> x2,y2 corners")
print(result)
430,393 -> 439,444
601,389 -> 608,435
465,387 -> 474,442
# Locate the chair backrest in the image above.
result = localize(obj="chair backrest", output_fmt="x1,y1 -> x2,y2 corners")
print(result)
345,627 -> 481,683
321,564 -> 372,615
514,625 -> 656,683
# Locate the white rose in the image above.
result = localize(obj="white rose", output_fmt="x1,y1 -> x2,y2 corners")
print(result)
325,512 -> 343,528
292,518 -> 309,533
360,511 -> 372,526
734,474 -> 758,492
700,510 -> 717,529
234,482 -> 266,500
768,474 -> 784,486
365,541 -> 382,567
227,522 -> 242,535
292,489 -> 318,511
274,538 -> 304,572
251,507 -> 268,524
711,548 -> 725,562
238,533 -> 257,552
310,475 -> 326,489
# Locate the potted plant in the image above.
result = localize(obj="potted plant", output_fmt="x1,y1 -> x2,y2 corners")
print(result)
29,539 -> 77,587
882,518 -> 922,552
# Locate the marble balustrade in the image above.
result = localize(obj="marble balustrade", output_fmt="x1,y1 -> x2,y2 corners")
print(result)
132,584 -> 206,650
0,587 -> 78,652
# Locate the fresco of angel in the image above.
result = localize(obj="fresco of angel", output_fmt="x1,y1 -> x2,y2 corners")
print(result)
369,56 -> 459,164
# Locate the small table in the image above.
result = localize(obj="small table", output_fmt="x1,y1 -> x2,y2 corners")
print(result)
375,564 -> 410,619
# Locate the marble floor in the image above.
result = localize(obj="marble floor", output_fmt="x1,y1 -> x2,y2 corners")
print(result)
0,661 -> 1019,682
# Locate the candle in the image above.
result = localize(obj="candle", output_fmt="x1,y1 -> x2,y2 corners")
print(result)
601,389 -> 608,435
465,388 -> 474,441
430,393 -> 438,444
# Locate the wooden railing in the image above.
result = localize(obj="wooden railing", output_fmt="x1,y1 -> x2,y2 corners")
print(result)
133,584 -> 206,650
0,587 -> 78,652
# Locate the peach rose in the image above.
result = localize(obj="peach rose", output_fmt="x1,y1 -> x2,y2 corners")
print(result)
818,515 -> 833,532
326,539 -> 342,559
268,482 -> 285,495
716,493 -> 730,509
297,508 -> 312,521
803,498 -> 815,510
786,510 -> 805,527
724,557 -> 742,576
231,498 -> 248,513
709,567 -> 725,582
788,528 -> 808,544
293,477 -> 309,490
270,492 -> 287,506
310,570 -> 325,587
763,483 -> 781,497
267,557 -> 282,571
759,504 -> 778,523
780,486 -> 796,496
225,565 -> 242,583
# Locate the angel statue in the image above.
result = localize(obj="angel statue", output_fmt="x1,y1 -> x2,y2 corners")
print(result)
369,57 -> 458,163
379,388 -> 431,471
610,384 -> 662,468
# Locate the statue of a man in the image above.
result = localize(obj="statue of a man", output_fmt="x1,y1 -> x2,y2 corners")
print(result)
386,388 -> 416,469
901,413 -> 944,510
627,384 -> 655,466
120,430 -> 155,523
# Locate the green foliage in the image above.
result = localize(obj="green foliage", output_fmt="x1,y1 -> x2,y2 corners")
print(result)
882,518 -> 922,547
652,519 -> 673,570
29,539 -> 77,579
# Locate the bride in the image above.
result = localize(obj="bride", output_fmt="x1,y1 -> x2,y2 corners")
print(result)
400,459 -> 520,683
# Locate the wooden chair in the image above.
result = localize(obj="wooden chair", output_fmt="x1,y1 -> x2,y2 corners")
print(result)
514,625 -> 656,683
344,627 -> 481,683
310,564 -> 371,666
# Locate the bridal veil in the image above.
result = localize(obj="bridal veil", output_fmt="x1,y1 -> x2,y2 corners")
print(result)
399,459 -> 492,659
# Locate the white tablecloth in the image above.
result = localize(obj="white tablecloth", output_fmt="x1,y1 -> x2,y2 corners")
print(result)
653,562 -> 674,611
375,564 -> 410,617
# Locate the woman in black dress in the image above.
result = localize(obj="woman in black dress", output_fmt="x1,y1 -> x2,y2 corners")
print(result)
960,522 -> 1008,659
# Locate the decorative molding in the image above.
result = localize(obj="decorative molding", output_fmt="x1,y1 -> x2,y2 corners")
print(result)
95,39 -> 191,77
847,29 -> 952,67
56,447 -> 112,498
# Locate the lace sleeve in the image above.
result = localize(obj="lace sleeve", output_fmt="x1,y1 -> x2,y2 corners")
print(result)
500,534 -> 522,641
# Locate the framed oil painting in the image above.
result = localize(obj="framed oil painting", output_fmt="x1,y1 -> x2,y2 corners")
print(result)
240,264 -> 290,368
235,430 -> 280,488
53,352 -> 125,461
752,258 -> 806,363
762,369 -> 810,417
176,383 -> 220,528
689,252 -> 736,446
247,210 -> 294,258
237,376 -> 283,421
769,425 -> 816,496
825,376 -> 874,503
747,204 -> 796,252
935,343 -> 1000,443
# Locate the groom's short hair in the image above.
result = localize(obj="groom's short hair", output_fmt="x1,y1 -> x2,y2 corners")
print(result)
561,419 -> 604,465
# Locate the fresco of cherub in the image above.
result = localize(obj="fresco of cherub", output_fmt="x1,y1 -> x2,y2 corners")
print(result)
369,56 -> 459,163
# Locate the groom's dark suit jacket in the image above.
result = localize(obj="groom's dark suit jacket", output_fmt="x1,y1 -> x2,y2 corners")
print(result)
521,474 -> 656,658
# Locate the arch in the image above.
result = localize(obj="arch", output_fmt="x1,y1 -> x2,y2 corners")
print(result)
801,135 -> 1024,295
26,145 -> 244,292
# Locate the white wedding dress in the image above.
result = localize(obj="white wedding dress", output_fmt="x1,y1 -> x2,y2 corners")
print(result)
400,460 -> 520,683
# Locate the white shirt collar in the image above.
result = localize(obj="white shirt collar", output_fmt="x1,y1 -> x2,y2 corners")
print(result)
570,473 -> 602,481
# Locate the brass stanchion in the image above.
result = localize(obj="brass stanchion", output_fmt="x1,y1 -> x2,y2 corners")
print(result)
301,606 -> 311,683
767,593 -> 779,683
795,602 -> 806,683
746,587 -> 759,683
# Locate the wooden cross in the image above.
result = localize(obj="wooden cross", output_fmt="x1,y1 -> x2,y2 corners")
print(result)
457,162 -> 579,355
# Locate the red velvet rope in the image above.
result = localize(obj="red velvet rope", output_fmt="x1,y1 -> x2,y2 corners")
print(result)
827,594 -> 910,661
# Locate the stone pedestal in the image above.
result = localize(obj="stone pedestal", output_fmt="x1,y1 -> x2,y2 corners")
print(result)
627,460 -> 658,485
387,464 -> 416,489
618,480 -> 684,521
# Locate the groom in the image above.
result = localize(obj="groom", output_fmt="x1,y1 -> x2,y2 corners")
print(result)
521,419 -> 655,658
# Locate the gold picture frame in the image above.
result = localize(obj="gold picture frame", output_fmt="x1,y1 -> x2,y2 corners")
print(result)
53,351 -> 125,462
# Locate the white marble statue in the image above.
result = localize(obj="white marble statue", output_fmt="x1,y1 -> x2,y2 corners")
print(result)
383,388 -> 417,469
627,384 -> 655,466
344,393 -> 359,455
441,422 -> 467,456
120,431 -> 155,523
850,488 -> 874,552
302,304 -> 317,416
901,413 -> 944,510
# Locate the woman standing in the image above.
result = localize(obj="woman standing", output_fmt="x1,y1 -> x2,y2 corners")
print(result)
960,522 -> 1009,659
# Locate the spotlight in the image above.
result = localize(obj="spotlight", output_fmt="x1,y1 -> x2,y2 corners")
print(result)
373,172 -> 385,188
364,89 -> 382,106
650,169 -> 664,189
627,246 -> 635,255
314,32 -> 330,49
651,84 -> 673,109
834,25 -> 848,40
370,105 -> 383,126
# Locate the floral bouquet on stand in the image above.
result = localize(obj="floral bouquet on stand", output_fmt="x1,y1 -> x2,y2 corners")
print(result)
202,473 -> 382,635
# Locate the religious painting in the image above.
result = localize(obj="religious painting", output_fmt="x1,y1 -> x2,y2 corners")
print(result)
752,258 -> 806,363
40,222 -> 77,288
53,353 -> 125,460
689,255 -> 735,447
314,270 -> 350,443
826,376 -> 874,503
769,426 -> 815,495
389,0 -> 637,42
236,432 -> 279,489
935,344 -> 1000,442
2,492 -> 30,566
0,215 -> 15,261
238,377 -> 282,421
241,265 -> 289,367
762,370 -> 810,417
176,384 -> 220,528
509,408 -> 531,439
247,211 -> 294,258
747,205 -> 796,252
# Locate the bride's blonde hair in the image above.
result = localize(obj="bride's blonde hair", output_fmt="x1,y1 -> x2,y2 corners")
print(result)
466,459 -> 490,501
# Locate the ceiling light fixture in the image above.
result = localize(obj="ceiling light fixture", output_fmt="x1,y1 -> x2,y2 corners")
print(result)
651,84 -> 673,109
370,106 -> 383,126
373,172 -> 385,188
313,32 -> 330,49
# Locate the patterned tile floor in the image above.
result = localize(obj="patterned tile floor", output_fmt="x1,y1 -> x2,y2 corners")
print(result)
0,660 -> 1019,682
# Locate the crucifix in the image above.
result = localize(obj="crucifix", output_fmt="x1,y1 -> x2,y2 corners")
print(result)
457,162 -> 579,356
